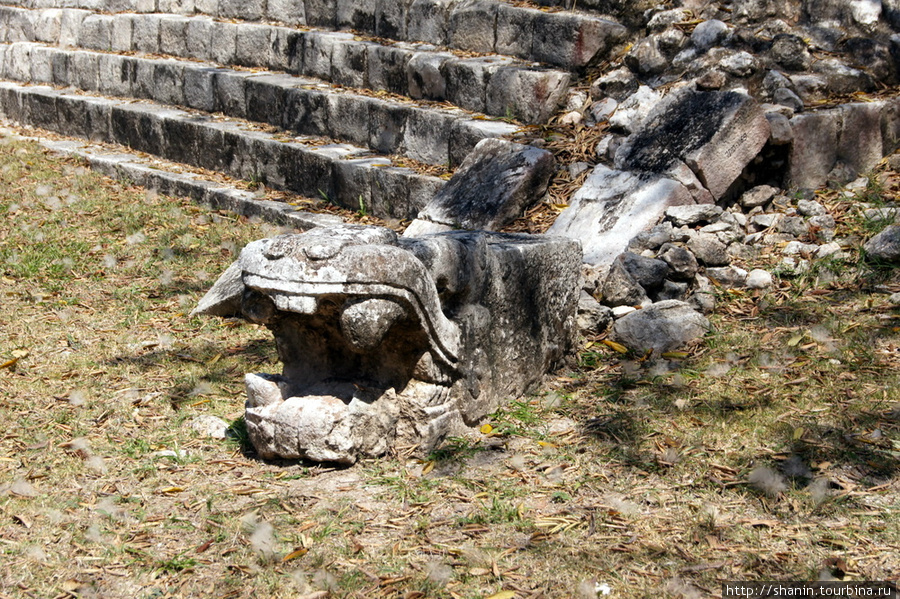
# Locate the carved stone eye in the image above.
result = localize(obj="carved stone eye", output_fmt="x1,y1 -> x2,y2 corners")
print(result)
339,298 -> 407,351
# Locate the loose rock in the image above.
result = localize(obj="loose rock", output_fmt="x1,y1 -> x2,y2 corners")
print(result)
612,300 -> 710,354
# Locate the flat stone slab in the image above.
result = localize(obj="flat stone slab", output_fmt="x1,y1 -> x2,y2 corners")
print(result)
409,138 -> 555,232
547,164 -> 694,267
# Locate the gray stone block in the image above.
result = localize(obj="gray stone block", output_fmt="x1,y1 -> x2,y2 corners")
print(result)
407,50 -> 452,100
449,118 -> 518,167
331,38 -> 371,88
532,12 -> 626,68
268,0 -> 306,26
305,0 -> 338,28
303,31 -> 337,80
132,58 -> 156,100
369,165 -> 420,218
213,70 -> 252,118
486,66 -> 570,124
154,59 -> 186,106
368,43 -> 413,95
336,0 -> 375,31
787,111 -> 839,190
449,0 -> 496,54
270,26 -> 298,71
442,56 -> 511,114
159,15 -> 189,58
185,16 -> 215,59
245,73 -> 294,128
71,51 -> 100,92
110,103 -> 164,156
5,8 -> 35,43
131,14 -> 160,54
404,107 -> 456,165
367,97 -> 409,155
194,0 -> 218,14
5,43 -> 31,82
111,13 -> 134,52
284,86 -> 329,136
495,3 -> 537,58
160,113 -> 203,165
218,0 -> 264,20
235,23 -> 273,67
158,0 -> 195,13
837,102 -> 884,179
882,97 -> 900,154
183,65 -> 219,112
326,93 -> 374,147
194,120 -> 244,173
24,87 -> 60,132
78,13 -> 112,50
333,155 -> 392,211
408,0 -> 452,45
375,0 -> 410,40
34,8 -> 62,43
98,53 -> 133,97
59,9 -> 90,48
51,49 -> 72,85
30,46 -> 56,84
279,142 -> 339,200
209,21 -> 238,65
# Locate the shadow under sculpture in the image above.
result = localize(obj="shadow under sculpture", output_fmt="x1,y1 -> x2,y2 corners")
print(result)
194,225 -> 581,464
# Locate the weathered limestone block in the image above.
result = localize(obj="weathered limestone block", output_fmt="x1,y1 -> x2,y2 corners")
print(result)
531,12 -> 627,68
449,0 -> 497,54
616,88 -> 770,200
548,164 -> 694,267
194,225 -> 580,463
408,0 -> 452,44
786,110 -> 840,189
408,138 -> 555,233
485,66 -> 570,125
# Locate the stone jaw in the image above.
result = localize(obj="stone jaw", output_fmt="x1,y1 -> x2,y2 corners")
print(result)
195,224 -> 581,464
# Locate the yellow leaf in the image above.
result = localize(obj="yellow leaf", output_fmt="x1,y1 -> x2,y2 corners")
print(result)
282,548 -> 308,562
486,591 -> 517,599
421,460 -> 435,475
793,427 -> 805,440
480,423 -> 493,434
787,334 -> 803,347
661,351 -> 689,359
601,339 -> 628,354
11,349 -> 29,359
158,486 -> 184,494
537,440 -> 557,449
0,358 -> 19,370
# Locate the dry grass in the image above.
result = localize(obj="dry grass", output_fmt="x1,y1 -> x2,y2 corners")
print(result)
1,137 -> 899,599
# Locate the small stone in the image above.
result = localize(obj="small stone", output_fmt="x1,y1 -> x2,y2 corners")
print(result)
612,305 -> 637,317
687,233 -> 729,266
190,415 -> 231,439
577,292 -> 614,335
655,279 -> 689,301
740,185 -> 778,209
797,199 -> 827,217
696,69 -> 727,90
815,242 -> 842,258
612,300 -> 710,355
608,85 -> 663,132
621,251 -> 670,290
864,225 -> 900,262
783,241 -> 818,256
888,292 -> 900,305
629,222 -> 675,252
591,67 -> 639,102
689,275 -> 717,313
745,269 -> 774,289
691,19 -> 729,51
750,213 -> 781,231
778,216 -> 809,237
706,265 -> 748,288
658,244 -> 700,280
665,204 -> 723,227
560,110 -> 584,126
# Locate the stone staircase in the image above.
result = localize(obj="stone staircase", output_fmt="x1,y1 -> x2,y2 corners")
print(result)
0,1 -> 628,220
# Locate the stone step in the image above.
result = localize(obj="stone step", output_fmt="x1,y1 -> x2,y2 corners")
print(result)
0,41 -> 520,166
12,131 -> 347,230
0,0 -> 627,69
0,4 -> 573,123
0,80 -> 446,218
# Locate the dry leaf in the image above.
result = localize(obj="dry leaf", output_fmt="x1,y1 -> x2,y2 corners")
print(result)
486,591 -> 517,599
282,548 -> 309,562
602,339 -> 628,353
480,423 -> 494,434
